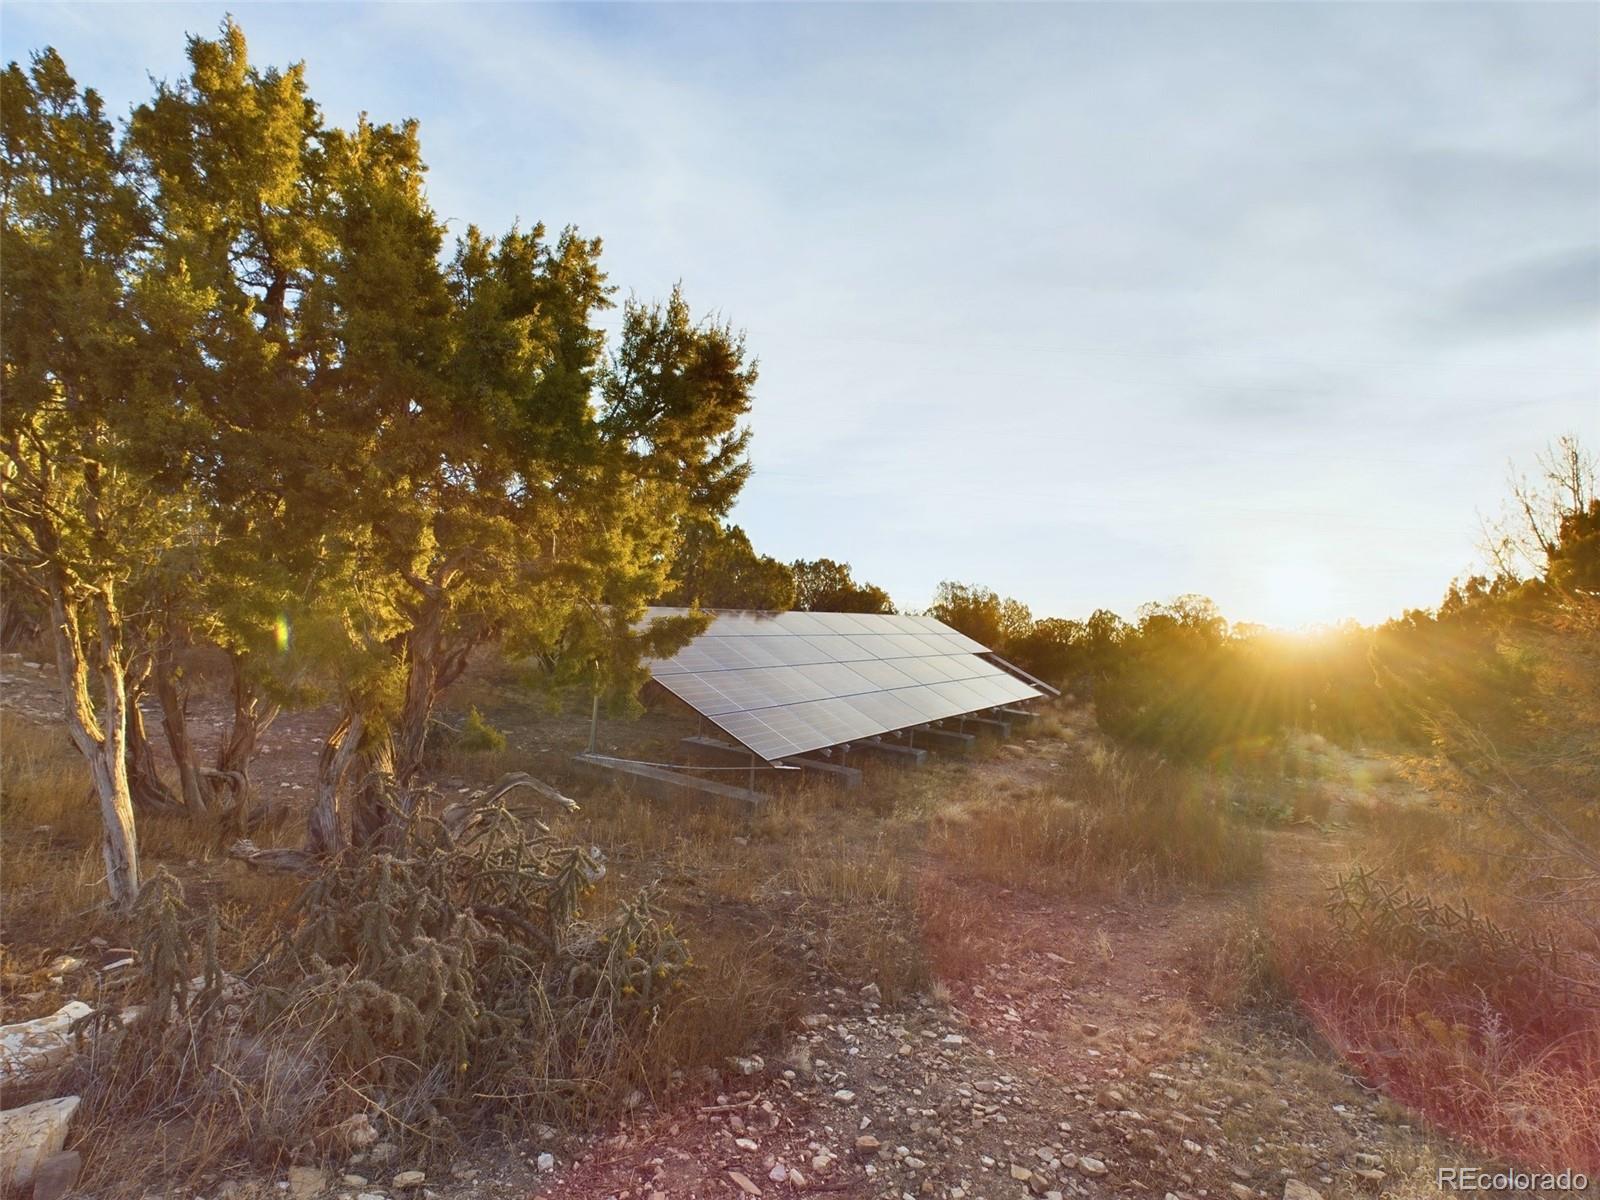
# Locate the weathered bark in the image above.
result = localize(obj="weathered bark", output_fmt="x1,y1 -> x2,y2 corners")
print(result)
124,691 -> 182,814
151,636 -> 207,815
306,707 -> 363,856
50,585 -> 139,907
351,727 -> 399,850
438,772 -> 581,838
211,651 -> 279,816
393,578 -> 483,797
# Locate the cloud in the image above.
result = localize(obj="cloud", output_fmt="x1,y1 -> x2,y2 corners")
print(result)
1438,247 -> 1600,337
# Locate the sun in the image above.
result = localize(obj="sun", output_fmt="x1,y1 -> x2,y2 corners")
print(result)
1252,558 -> 1341,631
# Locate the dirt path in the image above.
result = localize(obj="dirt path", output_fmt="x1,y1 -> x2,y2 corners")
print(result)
525,734 -> 1450,1200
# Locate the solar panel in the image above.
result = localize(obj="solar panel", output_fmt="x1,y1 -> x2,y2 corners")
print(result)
642,608 -> 1044,761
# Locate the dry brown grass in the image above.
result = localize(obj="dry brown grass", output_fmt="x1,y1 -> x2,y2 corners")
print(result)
1,713 -> 301,975
1262,774 -> 1600,1172
929,747 -> 1263,896
1277,907 -> 1600,1170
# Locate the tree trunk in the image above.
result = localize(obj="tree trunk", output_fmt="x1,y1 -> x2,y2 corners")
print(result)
211,651 -> 279,817
125,691 -> 182,814
306,706 -> 363,856
152,637 -> 208,815
49,585 -> 140,908
351,726 -> 398,849
394,593 -> 481,800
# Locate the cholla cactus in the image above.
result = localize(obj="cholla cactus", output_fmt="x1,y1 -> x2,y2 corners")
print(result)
241,801 -> 691,1120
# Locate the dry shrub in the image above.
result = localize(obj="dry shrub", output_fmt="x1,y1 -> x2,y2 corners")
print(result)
1277,867 -> 1600,1170
1347,797 -> 1457,870
767,832 -> 929,1002
930,749 -> 1262,896
68,805 -> 704,1194
916,873 -> 985,982
249,806 -> 688,1129
1182,910 -> 1292,1013
641,929 -> 802,1081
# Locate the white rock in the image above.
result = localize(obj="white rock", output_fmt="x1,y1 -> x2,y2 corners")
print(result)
1283,1183 -> 1323,1200
536,1153 -> 555,1172
287,1166 -> 327,1198
392,1170 -> 425,1188
768,1163 -> 787,1182
0,1003 -> 93,1084
1078,1156 -> 1108,1176
832,1089 -> 856,1103
0,1095 -> 80,1189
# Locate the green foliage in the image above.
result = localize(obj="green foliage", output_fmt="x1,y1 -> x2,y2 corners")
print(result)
928,580 -> 1031,649
458,706 -> 507,754
790,557 -> 894,613
4,19 -> 766,861
1548,499 -> 1600,593
660,521 -> 796,610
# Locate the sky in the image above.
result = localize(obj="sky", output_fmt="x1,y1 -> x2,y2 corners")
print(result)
5,2 -> 1597,629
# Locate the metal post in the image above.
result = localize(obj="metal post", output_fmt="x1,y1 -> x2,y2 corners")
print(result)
748,750 -> 756,793
588,690 -> 599,754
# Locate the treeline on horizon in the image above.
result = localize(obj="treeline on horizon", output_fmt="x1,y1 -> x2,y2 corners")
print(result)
681,437 -> 1599,762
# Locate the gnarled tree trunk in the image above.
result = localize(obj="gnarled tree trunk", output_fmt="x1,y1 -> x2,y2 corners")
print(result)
212,650 -> 278,818
125,686 -> 182,814
351,725 -> 399,850
152,634 -> 207,815
306,706 -> 363,856
50,585 -> 140,908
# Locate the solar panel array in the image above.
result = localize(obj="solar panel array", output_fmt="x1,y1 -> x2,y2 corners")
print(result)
643,608 -> 1044,761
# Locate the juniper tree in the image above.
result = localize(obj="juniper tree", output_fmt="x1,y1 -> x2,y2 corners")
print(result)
6,22 -> 763,865
0,49 -> 175,904
124,21 -> 338,817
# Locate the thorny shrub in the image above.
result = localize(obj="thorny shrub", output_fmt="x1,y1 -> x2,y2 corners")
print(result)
73,805 -> 694,1191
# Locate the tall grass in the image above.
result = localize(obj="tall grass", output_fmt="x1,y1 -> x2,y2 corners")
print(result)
1277,896 -> 1600,1170
929,747 -> 1263,896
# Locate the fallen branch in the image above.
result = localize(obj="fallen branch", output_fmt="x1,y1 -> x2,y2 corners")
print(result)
226,839 -> 320,876
440,771 -> 580,837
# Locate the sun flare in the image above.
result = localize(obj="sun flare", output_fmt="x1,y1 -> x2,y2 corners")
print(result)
1253,558 -> 1341,631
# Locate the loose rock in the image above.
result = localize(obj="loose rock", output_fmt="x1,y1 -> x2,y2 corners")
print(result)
30,1150 -> 82,1200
